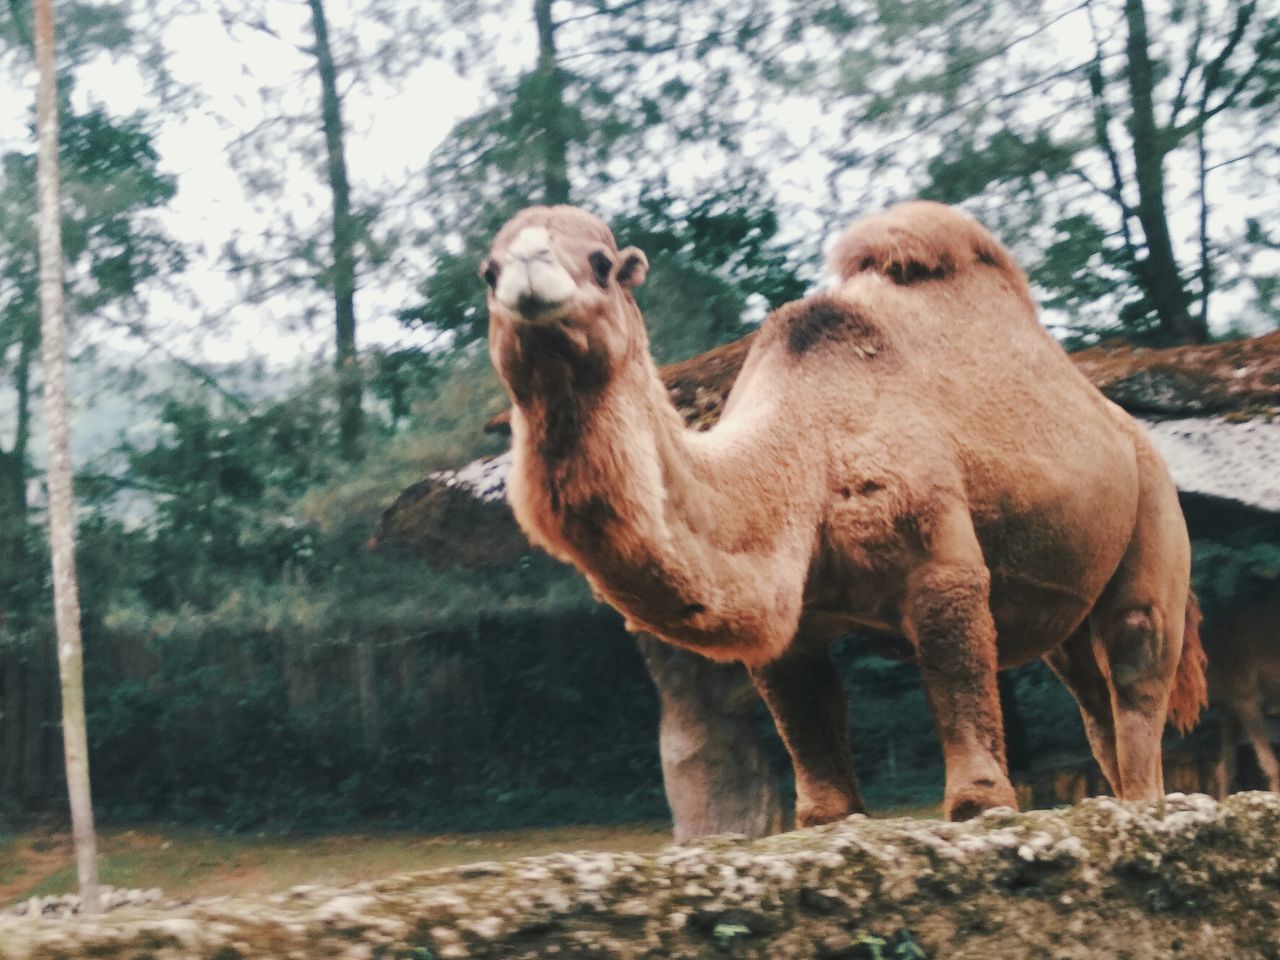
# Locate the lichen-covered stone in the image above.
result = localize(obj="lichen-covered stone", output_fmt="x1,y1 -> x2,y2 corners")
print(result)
4,794 -> 1280,959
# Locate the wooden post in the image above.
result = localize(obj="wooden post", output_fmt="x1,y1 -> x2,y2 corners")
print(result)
33,0 -> 100,913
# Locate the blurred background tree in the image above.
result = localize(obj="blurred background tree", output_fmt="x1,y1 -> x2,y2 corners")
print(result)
790,0 -> 1280,345
0,1 -> 185,649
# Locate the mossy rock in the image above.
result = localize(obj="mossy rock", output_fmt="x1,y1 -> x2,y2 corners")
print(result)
4,794 -> 1280,959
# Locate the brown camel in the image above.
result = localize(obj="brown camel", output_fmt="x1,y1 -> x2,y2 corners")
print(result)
481,201 -> 1207,823
1205,582 -> 1280,795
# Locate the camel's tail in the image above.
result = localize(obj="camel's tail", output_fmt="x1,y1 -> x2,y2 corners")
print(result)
1167,592 -> 1209,735
828,201 -> 1030,297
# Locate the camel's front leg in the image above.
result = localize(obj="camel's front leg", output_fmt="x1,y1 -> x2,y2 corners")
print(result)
749,643 -> 866,827
906,557 -> 1018,821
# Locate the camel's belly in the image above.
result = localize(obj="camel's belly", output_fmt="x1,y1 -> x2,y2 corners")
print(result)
989,575 -> 1093,667
979,508 -> 1130,666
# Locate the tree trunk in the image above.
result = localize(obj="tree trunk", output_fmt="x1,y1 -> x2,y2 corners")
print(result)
355,637 -> 381,751
34,0 -> 100,912
533,0 -> 571,205
0,320 -> 36,595
636,634 -> 785,841
306,0 -> 364,463
6,317 -> 35,512
1,646 -> 26,810
1123,0 -> 1209,344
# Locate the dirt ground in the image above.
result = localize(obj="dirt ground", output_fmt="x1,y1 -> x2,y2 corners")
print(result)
0,821 -> 673,907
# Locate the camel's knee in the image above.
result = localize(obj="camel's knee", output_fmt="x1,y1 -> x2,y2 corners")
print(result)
907,565 -> 995,663
1098,605 -> 1173,710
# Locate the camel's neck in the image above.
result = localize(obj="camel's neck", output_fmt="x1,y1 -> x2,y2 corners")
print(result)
507,347 -> 815,664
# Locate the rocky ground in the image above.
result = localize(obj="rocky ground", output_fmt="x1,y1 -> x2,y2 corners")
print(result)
2,793 -> 1279,959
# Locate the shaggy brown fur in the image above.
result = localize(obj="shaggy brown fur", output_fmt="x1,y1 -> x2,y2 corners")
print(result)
483,200 -> 1204,823
1205,583 -> 1280,795
1171,594 -> 1208,735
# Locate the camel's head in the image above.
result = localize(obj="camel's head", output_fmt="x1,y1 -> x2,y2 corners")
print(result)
482,205 -> 649,404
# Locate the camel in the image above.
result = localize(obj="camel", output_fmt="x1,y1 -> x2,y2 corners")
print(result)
481,201 -> 1207,823
1205,582 -> 1280,795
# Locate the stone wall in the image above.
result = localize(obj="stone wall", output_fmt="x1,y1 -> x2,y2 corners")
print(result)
4,793 -> 1280,959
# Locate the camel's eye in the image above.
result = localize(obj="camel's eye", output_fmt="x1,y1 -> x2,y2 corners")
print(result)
588,250 -> 612,288
480,258 -> 500,290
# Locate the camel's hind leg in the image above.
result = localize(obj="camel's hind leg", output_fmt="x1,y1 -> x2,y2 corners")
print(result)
1043,623 -> 1121,795
1090,451 -> 1191,801
749,643 -> 866,827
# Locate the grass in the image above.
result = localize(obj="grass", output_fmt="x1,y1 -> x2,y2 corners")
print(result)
0,822 -> 674,907
0,801 -> 946,908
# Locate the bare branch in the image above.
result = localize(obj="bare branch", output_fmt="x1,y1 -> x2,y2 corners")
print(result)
101,317 -> 251,411
1085,0 -> 1140,266
1196,119 -> 1211,330
1167,0 -> 1206,129
1165,2 -> 1278,142
555,0 -> 648,26
1200,0 -> 1256,101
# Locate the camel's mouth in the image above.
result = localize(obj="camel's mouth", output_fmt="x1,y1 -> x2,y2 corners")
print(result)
493,226 -> 580,324
513,292 -> 567,323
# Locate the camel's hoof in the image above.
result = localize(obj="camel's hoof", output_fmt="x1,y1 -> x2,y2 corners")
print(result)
943,780 -> 1018,821
796,797 -> 868,829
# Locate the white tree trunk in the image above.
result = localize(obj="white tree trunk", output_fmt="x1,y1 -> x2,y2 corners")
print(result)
34,0 -> 100,913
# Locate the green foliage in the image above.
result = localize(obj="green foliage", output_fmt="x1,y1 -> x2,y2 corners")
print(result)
0,95 -> 185,619
1191,524 -> 1280,616
800,0 -> 1280,342
0,0 -> 132,66
712,922 -> 752,947
0,104 -> 184,324
620,192 -> 807,362
401,190 -> 806,359
922,130 -> 1078,206
11,356 -> 661,830
403,0 -> 799,352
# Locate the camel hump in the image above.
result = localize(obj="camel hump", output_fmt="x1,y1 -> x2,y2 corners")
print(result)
828,201 -> 1027,291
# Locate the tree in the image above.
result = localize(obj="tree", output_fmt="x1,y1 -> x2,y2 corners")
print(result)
0,106 -> 185,645
306,0 -> 362,462
0,7 -> 184,643
799,0 -> 1280,344
33,0 -> 99,913
211,0 -> 440,462
400,0 -> 799,352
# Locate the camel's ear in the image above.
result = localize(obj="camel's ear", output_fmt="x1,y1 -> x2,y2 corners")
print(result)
615,247 -> 648,289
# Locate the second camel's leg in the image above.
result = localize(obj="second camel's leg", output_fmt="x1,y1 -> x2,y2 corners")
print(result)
750,643 -> 866,827
1235,693 -> 1280,792
1214,708 -> 1241,798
